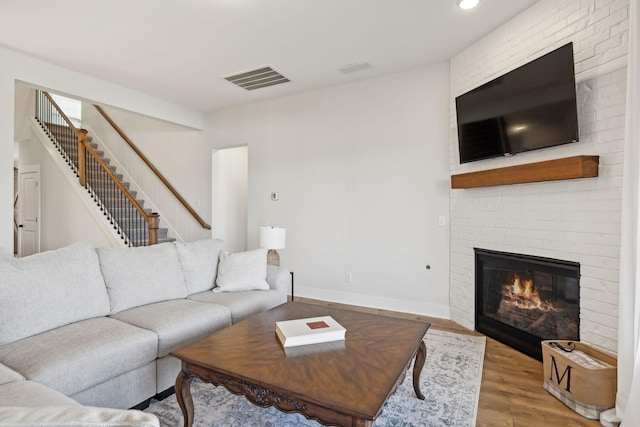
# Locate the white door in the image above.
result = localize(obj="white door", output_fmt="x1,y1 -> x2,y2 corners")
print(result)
19,165 -> 40,257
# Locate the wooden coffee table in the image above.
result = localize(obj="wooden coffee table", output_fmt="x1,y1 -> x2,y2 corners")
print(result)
171,301 -> 430,427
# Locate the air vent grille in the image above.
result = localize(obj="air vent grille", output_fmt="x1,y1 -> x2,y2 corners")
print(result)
224,66 -> 290,91
338,62 -> 372,74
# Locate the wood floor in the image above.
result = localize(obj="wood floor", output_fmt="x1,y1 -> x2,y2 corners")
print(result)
295,297 -> 601,427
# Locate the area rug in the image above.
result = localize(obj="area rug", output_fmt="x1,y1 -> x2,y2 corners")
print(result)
145,329 -> 486,427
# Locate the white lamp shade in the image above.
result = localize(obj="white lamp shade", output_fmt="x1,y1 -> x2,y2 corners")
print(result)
259,226 -> 286,250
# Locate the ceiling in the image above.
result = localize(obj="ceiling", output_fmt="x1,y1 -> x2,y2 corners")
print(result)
0,0 -> 538,112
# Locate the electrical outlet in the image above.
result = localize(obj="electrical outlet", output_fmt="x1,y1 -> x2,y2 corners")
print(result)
345,272 -> 353,283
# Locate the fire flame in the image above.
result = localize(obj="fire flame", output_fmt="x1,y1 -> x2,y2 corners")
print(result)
504,273 -> 554,311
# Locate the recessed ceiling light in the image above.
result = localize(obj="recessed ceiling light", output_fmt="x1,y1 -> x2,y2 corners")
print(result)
458,0 -> 479,9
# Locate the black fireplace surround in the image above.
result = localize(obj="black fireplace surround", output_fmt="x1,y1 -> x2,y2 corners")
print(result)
475,248 -> 580,360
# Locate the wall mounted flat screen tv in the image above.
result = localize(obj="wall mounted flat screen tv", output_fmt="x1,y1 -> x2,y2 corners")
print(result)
455,42 -> 579,164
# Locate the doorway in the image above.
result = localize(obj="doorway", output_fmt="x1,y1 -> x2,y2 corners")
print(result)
18,165 -> 41,257
212,146 -> 248,252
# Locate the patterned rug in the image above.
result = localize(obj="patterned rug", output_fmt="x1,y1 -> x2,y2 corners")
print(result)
145,329 -> 486,427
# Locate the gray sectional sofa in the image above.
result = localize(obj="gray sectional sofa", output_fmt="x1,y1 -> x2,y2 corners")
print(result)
0,239 -> 290,425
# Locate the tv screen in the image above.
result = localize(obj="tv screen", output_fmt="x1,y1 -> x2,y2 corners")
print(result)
455,43 -> 579,164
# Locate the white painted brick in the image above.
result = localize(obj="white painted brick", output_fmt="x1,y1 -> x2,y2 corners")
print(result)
449,0 -> 628,354
610,0 -> 629,12
596,6 -> 628,33
568,5 -> 592,25
610,17 -> 630,37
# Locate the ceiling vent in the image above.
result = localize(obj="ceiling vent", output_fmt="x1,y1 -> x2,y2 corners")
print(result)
224,66 -> 290,91
338,62 -> 372,74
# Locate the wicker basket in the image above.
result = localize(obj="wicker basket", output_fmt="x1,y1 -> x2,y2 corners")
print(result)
541,340 -> 616,419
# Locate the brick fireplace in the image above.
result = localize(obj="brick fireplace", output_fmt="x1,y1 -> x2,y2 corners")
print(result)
448,0 -> 627,355
475,248 -> 580,360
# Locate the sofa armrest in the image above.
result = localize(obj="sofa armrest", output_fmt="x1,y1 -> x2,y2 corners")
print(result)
0,406 -> 159,427
266,265 -> 292,303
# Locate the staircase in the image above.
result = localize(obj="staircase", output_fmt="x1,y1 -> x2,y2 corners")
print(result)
36,119 -> 174,246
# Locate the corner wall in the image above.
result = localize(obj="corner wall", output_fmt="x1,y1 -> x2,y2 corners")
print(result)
449,0 -> 629,353
208,64 -> 452,318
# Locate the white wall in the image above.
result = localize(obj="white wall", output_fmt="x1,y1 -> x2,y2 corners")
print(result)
449,0 -> 629,353
207,64 -> 451,318
0,44 -> 204,255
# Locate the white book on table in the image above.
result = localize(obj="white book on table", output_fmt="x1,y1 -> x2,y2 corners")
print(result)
275,316 -> 346,348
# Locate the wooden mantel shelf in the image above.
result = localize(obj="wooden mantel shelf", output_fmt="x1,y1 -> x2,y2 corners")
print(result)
451,155 -> 600,189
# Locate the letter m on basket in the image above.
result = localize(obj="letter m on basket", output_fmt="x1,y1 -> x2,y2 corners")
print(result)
549,355 -> 572,392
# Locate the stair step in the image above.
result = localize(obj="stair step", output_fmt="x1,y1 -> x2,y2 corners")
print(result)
157,237 -> 177,244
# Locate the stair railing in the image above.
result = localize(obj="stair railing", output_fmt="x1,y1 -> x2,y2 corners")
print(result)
93,105 -> 212,231
35,90 -> 160,246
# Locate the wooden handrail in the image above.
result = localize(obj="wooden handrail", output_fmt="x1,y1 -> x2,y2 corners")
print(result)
83,139 -> 160,245
40,91 -> 159,245
93,105 -> 212,230
83,141 -> 153,222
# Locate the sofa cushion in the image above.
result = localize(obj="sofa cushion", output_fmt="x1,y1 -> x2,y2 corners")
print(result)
111,299 -> 232,357
0,406 -> 159,427
214,249 -> 270,292
189,289 -> 282,323
0,242 -> 110,345
97,243 -> 188,314
174,239 -> 224,295
70,362 -> 156,410
0,317 -> 158,397
0,363 -> 23,386
0,381 -> 79,406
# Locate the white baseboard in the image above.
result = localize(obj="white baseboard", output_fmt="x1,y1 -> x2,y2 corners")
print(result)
294,285 -> 451,320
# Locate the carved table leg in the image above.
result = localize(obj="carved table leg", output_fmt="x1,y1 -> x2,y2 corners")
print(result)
175,370 -> 194,427
412,340 -> 427,400
352,417 -> 373,427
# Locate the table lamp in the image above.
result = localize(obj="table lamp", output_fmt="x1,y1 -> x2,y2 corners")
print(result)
259,226 -> 286,266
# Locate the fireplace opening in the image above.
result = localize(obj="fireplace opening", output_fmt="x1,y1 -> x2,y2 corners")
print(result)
475,248 -> 580,360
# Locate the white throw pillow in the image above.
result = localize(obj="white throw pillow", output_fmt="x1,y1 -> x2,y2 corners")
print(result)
0,242 -> 111,345
174,239 -> 225,295
97,243 -> 187,314
214,249 -> 270,292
